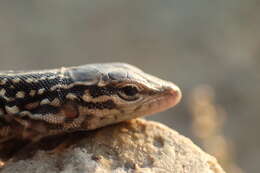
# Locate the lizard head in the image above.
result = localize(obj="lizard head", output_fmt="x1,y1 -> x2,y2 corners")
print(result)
68,63 -> 182,129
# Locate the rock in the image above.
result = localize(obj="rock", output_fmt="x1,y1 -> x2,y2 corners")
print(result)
0,119 -> 225,173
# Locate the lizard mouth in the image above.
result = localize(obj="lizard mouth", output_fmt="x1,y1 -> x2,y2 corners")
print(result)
137,86 -> 182,116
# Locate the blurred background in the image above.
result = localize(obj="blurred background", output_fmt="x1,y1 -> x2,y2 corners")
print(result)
0,1 -> 259,172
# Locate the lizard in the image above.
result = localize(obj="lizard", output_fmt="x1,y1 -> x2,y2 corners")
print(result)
0,63 -> 181,147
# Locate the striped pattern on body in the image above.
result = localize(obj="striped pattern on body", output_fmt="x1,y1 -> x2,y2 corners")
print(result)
0,63 -> 181,143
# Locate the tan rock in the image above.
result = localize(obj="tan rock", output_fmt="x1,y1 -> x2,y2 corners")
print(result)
1,119 -> 225,173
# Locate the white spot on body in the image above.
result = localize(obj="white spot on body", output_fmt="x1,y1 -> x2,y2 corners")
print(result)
66,93 -> 78,100
40,76 -> 47,80
0,89 -> 6,97
48,76 -> 57,80
16,91 -> 25,98
12,78 -> 21,83
5,105 -> 19,114
0,89 -> 14,101
40,98 -> 51,105
26,78 -> 34,83
38,88 -> 45,95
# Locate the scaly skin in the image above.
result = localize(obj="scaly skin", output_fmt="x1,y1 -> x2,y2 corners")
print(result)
0,63 -> 181,143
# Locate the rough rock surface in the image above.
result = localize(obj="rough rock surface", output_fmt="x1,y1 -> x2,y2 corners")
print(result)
1,119 -> 225,173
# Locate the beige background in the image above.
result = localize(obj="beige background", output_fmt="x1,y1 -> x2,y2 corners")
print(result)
0,1 -> 259,172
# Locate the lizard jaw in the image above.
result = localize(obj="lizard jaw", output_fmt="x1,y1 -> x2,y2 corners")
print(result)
152,85 -> 181,114
134,84 -> 182,117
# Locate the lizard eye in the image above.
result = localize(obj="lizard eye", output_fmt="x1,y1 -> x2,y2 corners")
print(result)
118,85 -> 140,101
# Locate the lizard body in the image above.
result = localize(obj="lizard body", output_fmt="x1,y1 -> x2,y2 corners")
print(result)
0,63 -> 181,143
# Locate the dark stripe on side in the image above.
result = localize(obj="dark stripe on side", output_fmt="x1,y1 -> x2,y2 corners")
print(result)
77,99 -> 116,110
30,104 -> 60,115
69,84 -> 118,98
